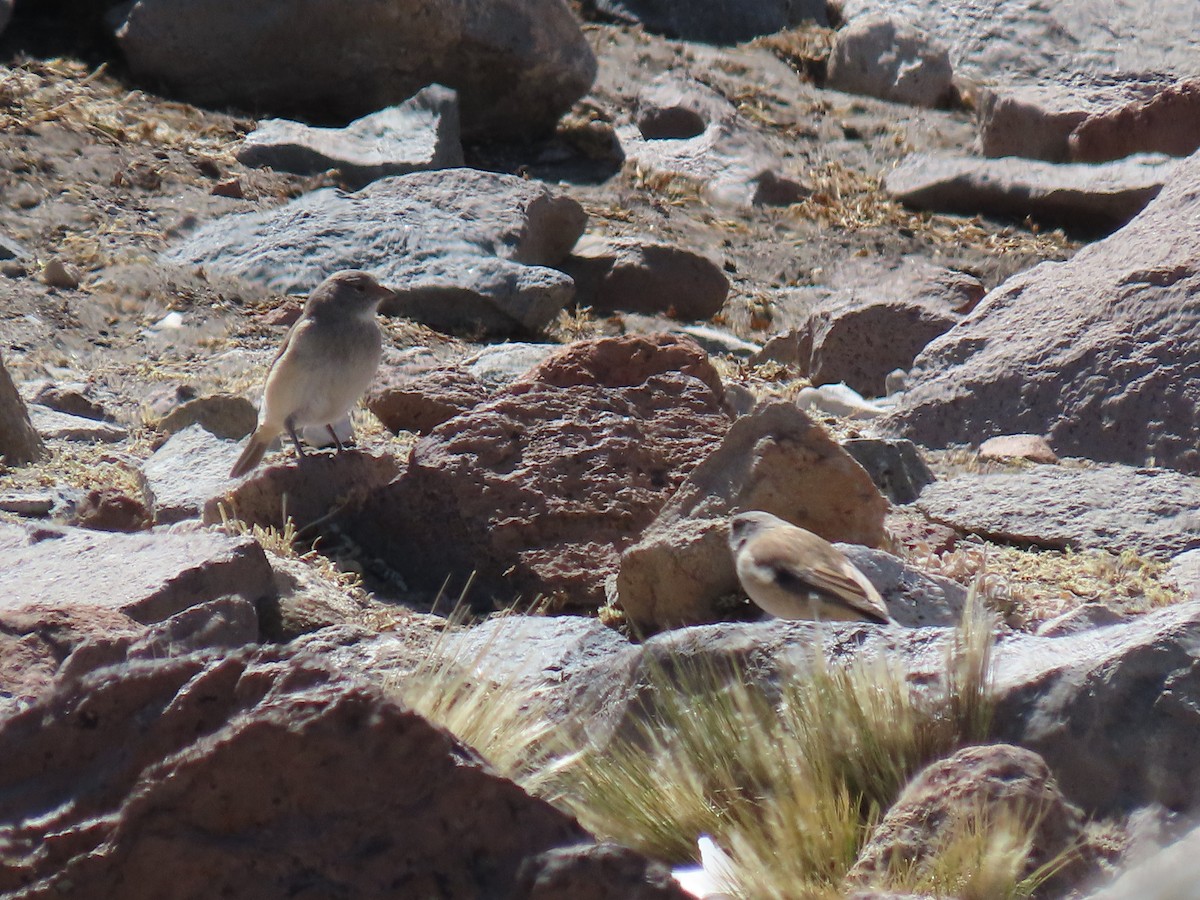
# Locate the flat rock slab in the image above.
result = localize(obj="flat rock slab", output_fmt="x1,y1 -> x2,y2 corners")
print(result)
28,405 -> 128,443
916,466 -> 1200,559
236,84 -> 464,189
0,522 -> 275,623
884,152 -> 1177,229
164,169 -> 587,335
142,425 -> 243,524
882,148 -> 1200,474
111,0 -> 596,139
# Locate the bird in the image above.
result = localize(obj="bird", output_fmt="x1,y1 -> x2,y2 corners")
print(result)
229,270 -> 394,479
728,510 -> 892,624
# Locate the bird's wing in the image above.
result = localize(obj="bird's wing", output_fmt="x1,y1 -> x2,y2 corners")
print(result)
750,532 -> 891,624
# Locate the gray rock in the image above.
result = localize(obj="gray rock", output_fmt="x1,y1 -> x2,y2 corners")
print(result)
1168,549 -> 1200,602
0,351 -> 44,465
28,405 -> 128,443
0,230 -> 28,261
841,437 -> 934,505
1035,602 -> 1128,637
1070,76 -> 1200,164
0,521 -> 274,623
827,14 -> 953,108
978,74 -> 1182,162
1089,823 -> 1200,900
164,169 -> 587,336
587,0 -> 828,44
236,85 -> 464,189
882,149 -> 1200,474
838,545 -> 966,627
675,324 -> 762,358
462,343 -> 560,387
111,0 -> 596,139
837,0 -> 1200,86
884,152 -> 1176,230
142,425 -> 243,525
916,465 -> 1200,560
562,235 -> 729,321
30,381 -> 115,422
618,74 -> 806,210
157,393 -> 258,440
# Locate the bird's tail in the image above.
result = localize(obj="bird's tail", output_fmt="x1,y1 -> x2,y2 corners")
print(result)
230,428 -> 273,478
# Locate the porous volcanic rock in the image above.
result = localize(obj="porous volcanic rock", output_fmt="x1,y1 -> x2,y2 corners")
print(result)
111,0 -> 596,139
366,365 -> 492,435
349,335 -> 732,610
883,148 -> 1200,474
0,647 -> 635,898
615,400 -> 888,631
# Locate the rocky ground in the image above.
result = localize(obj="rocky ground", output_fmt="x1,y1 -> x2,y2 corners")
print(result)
2,1 -> 1200,898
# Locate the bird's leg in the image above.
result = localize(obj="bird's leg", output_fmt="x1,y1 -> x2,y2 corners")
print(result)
327,424 -> 346,452
285,417 -> 307,458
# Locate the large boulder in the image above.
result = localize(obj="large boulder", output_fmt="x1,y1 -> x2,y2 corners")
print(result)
111,0 -> 596,138
165,169 -> 587,336
882,148 -> 1200,474
0,351 -> 44,465
0,647 -> 682,897
348,335 -> 732,610
826,13 -> 953,108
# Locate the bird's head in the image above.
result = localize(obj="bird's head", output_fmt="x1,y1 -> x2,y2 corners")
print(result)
728,510 -> 789,553
308,269 -> 395,316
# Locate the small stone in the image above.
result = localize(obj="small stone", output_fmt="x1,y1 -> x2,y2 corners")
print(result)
73,488 -> 153,533
28,406 -> 128,443
211,177 -> 244,199
157,393 -> 259,440
41,259 -> 81,290
979,434 -> 1059,464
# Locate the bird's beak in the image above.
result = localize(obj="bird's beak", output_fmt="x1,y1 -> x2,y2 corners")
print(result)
372,282 -> 397,303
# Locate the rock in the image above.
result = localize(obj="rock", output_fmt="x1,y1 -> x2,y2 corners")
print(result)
1168,549 -> 1200,601
203,448 -> 402,533
755,256 -> 981,396
73,487 -> 153,532
236,85 -> 463,188
1090,823 -> 1200,900
838,545 -> 966,627
795,383 -> 893,419
157,392 -> 258,440
262,553 -> 383,641
0,520 -> 275,624
916,465 -> 1200,559
0,230 -> 27,260
0,491 -> 57,517
615,400 -> 888,631
836,0 -> 1200,87
1070,77 -> 1200,163
848,744 -> 1093,892
463,342 -> 559,386
30,381 -> 114,421
562,236 -> 729,320
0,351 -> 44,465
976,75 -> 1179,162
27,404 -> 128,442
882,149 -> 1200,474
0,647 -> 614,897
841,438 -> 934,505
516,842 -> 689,899
992,600 -> 1200,815
978,434 -> 1059,465
367,365 -> 491,435
111,0 -> 596,140
41,257 -> 80,289
674,324 -> 762,358
165,169 -> 586,337
826,14 -> 953,108
348,335 -> 732,610
1035,602 -> 1127,637
585,0 -> 828,43
618,74 -> 806,210
142,425 -> 244,524
883,152 -> 1176,230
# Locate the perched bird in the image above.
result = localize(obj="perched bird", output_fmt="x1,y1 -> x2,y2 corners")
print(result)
728,510 -> 892,624
230,270 -> 394,478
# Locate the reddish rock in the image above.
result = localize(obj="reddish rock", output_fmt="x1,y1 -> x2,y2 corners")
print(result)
351,337 -> 731,609
1070,77 -> 1200,163
0,648 -> 621,898
0,521 -> 274,624
883,149 -> 1200,474
849,744 -> 1095,893
757,257 -> 980,397
73,487 -> 152,532
616,401 -> 888,631
157,392 -> 258,440
31,381 -> 114,421
366,365 -> 491,434
979,434 -> 1059,465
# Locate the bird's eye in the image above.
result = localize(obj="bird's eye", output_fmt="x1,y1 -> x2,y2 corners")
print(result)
354,282 -> 365,293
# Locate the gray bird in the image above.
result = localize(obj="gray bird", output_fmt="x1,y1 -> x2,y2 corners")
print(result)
728,510 -> 892,624
230,270 -> 394,478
